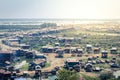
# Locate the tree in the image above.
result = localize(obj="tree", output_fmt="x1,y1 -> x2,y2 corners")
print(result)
40,23 -> 57,28
58,69 -> 80,80
99,72 -> 113,80
81,74 -> 100,80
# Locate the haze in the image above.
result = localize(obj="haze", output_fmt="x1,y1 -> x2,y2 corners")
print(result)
0,0 -> 120,19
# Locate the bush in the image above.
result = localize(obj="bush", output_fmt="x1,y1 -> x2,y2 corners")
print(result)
99,72 -> 113,80
58,69 -> 80,80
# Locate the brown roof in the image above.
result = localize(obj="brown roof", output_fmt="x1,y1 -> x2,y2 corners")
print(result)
0,69 -> 11,74
34,59 -> 45,64
66,58 -> 79,62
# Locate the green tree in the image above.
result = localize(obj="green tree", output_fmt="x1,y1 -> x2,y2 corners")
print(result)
82,74 -> 100,80
58,69 -> 80,80
99,72 -> 113,80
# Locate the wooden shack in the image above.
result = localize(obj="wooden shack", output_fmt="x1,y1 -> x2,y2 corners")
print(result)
101,51 -> 108,58
86,44 -> 92,53
25,51 -> 34,59
71,47 -> 77,53
55,49 -> 64,57
94,47 -> 100,54
65,43 -> 71,47
20,44 -> 30,49
55,43 -> 60,47
15,49 -> 27,57
64,47 -> 71,53
110,47 -> 118,54
41,46 -> 54,53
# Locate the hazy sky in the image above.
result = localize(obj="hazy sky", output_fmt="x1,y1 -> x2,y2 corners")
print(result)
0,0 -> 120,19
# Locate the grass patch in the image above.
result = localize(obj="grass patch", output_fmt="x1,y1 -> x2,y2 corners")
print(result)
44,62 -> 51,68
21,63 -> 29,71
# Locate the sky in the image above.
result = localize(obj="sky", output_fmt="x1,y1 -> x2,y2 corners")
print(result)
0,0 -> 120,19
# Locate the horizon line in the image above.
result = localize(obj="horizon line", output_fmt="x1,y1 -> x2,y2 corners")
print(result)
0,18 -> 120,20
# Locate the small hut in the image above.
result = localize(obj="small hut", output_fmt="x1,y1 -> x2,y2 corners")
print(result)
77,48 -> 83,57
94,47 -> 100,54
85,63 -> 93,72
56,49 -> 64,58
101,51 -> 108,58
64,47 -> 71,53
55,43 -> 60,47
41,46 -> 54,53
65,43 -> 71,47
110,47 -> 118,54
86,45 -> 92,53
20,44 -> 30,49
25,51 -> 34,59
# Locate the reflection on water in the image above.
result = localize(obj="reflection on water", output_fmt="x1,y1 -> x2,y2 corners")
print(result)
15,78 -> 33,80
15,75 -> 57,80
15,78 -> 26,80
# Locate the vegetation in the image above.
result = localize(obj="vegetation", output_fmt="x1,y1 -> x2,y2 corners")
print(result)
82,74 -> 100,80
0,25 -> 41,32
40,23 -> 57,28
109,77 -> 120,80
58,69 -> 80,80
21,63 -> 29,70
44,62 -> 51,68
0,23 -> 57,32
99,72 -> 114,80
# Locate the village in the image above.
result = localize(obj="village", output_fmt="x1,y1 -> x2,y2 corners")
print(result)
0,22 -> 120,80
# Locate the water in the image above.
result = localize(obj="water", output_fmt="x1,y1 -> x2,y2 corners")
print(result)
0,19 -> 120,25
15,78 -> 27,80
15,75 -> 57,80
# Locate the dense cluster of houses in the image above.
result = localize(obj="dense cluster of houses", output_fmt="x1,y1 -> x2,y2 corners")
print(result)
0,30 -> 119,79
40,43 -> 118,55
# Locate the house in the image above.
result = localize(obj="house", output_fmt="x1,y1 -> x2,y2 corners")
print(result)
85,63 -> 93,72
58,37 -> 74,43
4,38 -> 20,47
101,51 -> 108,58
35,54 -> 47,61
20,44 -> 30,49
77,48 -> 83,54
77,48 -> 83,57
0,69 -> 11,80
0,33 -> 5,38
71,47 -> 77,53
64,47 -> 71,53
55,49 -> 64,57
110,47 -> 118,54
28,59 -> 46,71
0,51 -> 15,66
86,44 -> 92,53
110,63 -> 119,68
25,51 -> 34,59
54,43 -> 60,47
65,43 -> 71,47
93,67 -> 101,72
94,47 -> 100,54
15,49 -> 27,57
41,46 -> 54,53
65,37 -> 74,43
